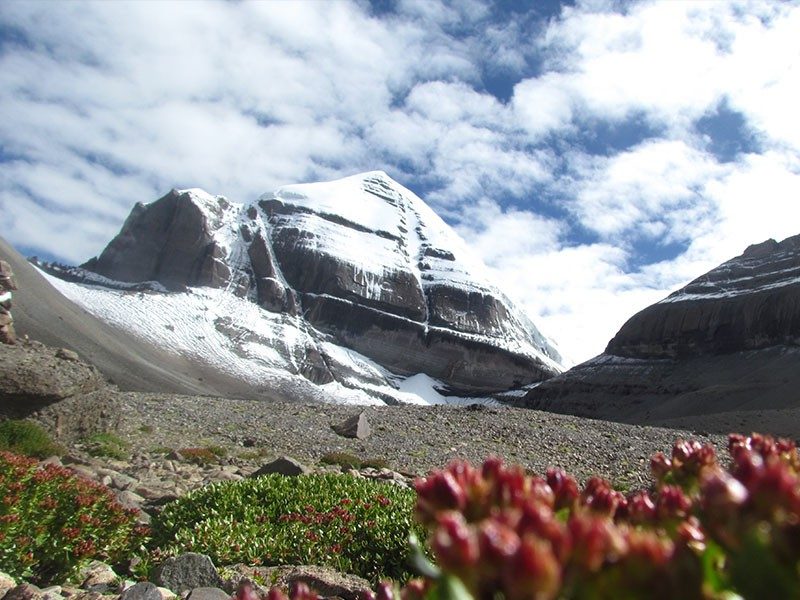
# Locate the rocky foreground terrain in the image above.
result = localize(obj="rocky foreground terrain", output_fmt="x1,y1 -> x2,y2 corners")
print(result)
3,336 -> 729,500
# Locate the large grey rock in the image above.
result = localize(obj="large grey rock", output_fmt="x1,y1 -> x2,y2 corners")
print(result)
225,565 -> 370,600
151,553 -> 225,595
0,341 -> 109,422
3,584 -> 45,600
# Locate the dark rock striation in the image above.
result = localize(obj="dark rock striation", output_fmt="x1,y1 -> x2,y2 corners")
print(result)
521,234 -> 800,428
607,234 -> 800,358
68,172 -> 562,399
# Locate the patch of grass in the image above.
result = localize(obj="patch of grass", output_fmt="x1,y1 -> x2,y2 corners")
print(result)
85,432 -> 129,461
320,451 -> 389,471
178,446 -> 226,465
150,473 -> 423,584
0,419 -> 63,458
238,448 -> 271,461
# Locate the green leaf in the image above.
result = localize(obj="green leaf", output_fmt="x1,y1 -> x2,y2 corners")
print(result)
425,575 -> 473,600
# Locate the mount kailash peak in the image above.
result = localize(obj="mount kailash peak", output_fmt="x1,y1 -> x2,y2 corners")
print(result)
39,171 -> 563,405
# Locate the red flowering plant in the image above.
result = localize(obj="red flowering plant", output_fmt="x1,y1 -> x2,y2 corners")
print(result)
0,451 -> 149,584
264,433 -> 800,599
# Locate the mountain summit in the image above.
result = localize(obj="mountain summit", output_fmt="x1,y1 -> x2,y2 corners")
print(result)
49,172 -> 561,404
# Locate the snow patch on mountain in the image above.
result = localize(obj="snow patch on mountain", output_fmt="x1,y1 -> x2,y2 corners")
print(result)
40,269 -> 483,405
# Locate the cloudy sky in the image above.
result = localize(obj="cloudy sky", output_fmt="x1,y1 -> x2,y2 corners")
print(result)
1,0 -> 799,365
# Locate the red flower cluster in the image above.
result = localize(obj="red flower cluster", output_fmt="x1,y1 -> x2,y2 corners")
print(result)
263,433 -> 800,599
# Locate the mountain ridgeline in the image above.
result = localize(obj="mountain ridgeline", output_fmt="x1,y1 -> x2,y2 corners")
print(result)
520,233 -> 800,424
74,172 -> 562,402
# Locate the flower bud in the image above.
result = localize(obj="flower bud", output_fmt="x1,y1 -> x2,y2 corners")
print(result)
504,536 -> 561,600
415,471 -> 467,524
655,486 -> 692,521
432,511 -> 479,572
399,579 -> 427,600
288,583 -> 315,600
650,452 -> 671,482
546,468 -> 579,511
376,582 -> 394,600
478,518 -> 521,564
624,491 -> 656,524
568,514 -> 626,572
701,469 -> 748,511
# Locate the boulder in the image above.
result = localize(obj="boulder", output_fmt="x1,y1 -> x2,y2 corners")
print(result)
151,553 -> 225,595
185,588 -> 229,600
0,342 -> 108,421
249,456 -> 310,478
119,582 -> 163,600
331,413 -> 371,440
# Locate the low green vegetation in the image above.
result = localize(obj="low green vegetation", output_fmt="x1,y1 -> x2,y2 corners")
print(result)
85,432 -> 129,460
149,473 -> 422,584
178,445 -> 227,465
0,451 -> 147,584
0,419 -> 62,458
320,451 -> 389,470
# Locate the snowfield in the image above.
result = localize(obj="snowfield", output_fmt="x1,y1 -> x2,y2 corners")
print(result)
42,270 -> 480,406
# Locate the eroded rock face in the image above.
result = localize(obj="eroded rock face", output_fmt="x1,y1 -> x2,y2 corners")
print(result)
76,172 -> 563,397
522,234 -> 800,424
607,234 -> 800,359
83,190 -> 233,292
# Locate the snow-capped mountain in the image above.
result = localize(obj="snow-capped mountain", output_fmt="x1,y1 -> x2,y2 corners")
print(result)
41,171 -> 562,405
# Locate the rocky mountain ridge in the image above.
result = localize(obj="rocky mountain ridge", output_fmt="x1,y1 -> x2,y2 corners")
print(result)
39,171 -> 562,404
521,233 -> 800,428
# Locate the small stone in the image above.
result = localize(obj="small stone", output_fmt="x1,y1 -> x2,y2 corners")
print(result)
156,588 -> 177,600
79,561 -> 119,590
1,573 -> 18,599
38,455 -> 63,467
249,456 -> 309,478
5,584 -> 45,600
185,588 -> 229,600
120,582 -> 162,600
40,587 -> 62,600
55,348 -> 81,362
116,490 -> 146,509
331,412 -> 371,440
151,553 -> 225,595
276,566 -> 371,600
111,472 -> 139,490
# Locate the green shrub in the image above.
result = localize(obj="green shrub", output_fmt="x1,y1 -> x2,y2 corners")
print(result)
0,451 -> 149,584
0,420 -> 62,458
150,473 -> 423,583
320,451 -> 389,470
85,432 -> 129,460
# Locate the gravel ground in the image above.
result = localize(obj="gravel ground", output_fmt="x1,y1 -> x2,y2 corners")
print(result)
114,392 -> 728,491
